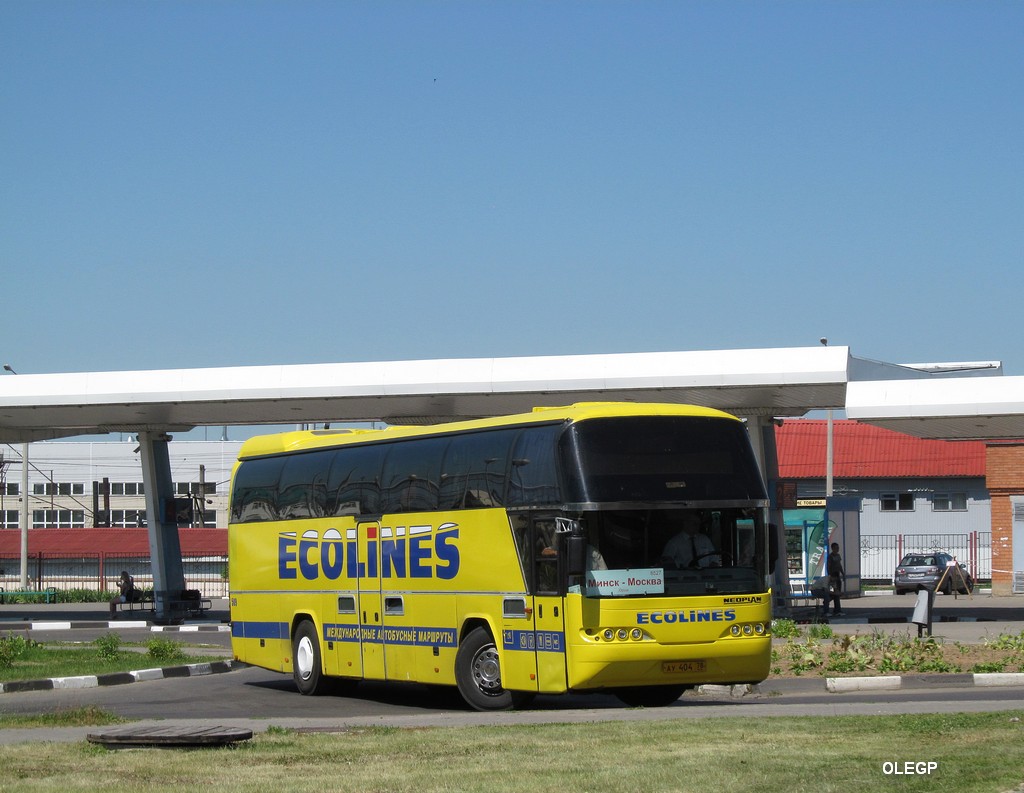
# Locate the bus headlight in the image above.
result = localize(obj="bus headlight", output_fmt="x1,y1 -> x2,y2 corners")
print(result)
616,629 -> 628,641
730,623 -> 769,637
630,628 -> 643,641
603,629 -> 615,641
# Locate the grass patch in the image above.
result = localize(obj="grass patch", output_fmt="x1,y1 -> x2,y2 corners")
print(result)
0,712 -> 1021,792
0,632 -> 224,682
0,707 -> 125,730
771,627 -> 1024,677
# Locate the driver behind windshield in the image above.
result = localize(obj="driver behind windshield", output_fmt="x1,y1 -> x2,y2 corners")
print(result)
661,513 -> 720,569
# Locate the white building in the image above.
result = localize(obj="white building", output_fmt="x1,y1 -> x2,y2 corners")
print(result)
1,440 -> 241,530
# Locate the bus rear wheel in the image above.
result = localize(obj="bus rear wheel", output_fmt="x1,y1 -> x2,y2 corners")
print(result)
292,620 -> 329,696
615,685 -> 688,708
455,627 -> 519,712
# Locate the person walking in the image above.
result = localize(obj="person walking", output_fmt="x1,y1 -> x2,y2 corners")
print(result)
825,543 -> 845,616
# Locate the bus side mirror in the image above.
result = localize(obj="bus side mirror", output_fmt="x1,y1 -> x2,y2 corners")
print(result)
565,534 -> 586,577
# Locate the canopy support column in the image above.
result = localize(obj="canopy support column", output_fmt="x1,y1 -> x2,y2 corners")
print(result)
138,431 -> 186,624
747,416 -> 790,598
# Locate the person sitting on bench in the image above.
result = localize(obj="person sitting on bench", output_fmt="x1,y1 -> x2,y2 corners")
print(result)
109,571 -> 138,618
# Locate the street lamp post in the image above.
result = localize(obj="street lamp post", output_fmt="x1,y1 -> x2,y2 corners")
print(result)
4,364 -> 30,588
826,409 -> 834,497
819,340 -> 834,498
19,443 -> 27,588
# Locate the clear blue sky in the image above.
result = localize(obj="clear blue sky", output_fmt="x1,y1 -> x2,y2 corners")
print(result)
3,1 -> 1022,376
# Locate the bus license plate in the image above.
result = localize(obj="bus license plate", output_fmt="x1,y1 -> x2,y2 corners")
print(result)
662,660 -> 705,674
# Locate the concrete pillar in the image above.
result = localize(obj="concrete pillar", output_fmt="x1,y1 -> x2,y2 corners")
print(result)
748,416 -> 790,597
138,431 -> 186,622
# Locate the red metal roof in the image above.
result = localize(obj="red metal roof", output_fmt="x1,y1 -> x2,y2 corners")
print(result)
0,528 -> 227,556
775,420 -> 986,479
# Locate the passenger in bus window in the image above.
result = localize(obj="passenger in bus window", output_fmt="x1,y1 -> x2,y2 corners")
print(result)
587,544 -> 607,571
540,537 -> 605,569
661,514 -> 720,569
738,537 -> 754,567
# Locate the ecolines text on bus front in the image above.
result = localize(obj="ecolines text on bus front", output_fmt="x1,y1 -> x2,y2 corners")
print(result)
277,522 -> 460,581
636,609 -> 737,624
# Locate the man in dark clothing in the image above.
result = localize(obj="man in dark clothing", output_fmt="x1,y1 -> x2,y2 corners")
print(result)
825,543 -> 845,616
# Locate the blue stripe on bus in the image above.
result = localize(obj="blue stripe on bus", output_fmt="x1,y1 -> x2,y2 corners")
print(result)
232,621 -> 289,640
233,621 -> 563,654
502,629 -> 564,653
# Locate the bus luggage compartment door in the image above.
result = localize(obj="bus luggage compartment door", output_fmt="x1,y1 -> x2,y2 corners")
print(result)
532,595 -> 568,692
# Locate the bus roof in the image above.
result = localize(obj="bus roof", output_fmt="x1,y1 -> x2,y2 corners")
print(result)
236,402 -> 740,459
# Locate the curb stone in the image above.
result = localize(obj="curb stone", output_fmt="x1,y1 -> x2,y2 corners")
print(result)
719,673 -> 1024,696
825,672 -> 1024,693
0,659 -> 242,694
1,620 -> 230,633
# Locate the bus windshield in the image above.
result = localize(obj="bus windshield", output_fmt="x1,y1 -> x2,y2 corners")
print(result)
572,506 -> 766,597
561,415 -> 766,504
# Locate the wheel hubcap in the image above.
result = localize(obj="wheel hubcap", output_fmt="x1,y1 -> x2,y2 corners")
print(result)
296,636 -> 314,681
471,645 -> 502,695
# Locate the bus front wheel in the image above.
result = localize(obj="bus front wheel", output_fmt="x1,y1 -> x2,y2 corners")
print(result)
292,620 -> 329,696
455,627 -> 518,712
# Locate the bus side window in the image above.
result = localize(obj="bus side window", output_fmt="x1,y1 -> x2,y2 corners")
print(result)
510,513 -> 559,593
507,425 -> 562,507
231,456 -> 285,523
380,437 -> 447,513
534,518 -> 560,594
439,429 -> 518,509
326,444 -> 386,517
277,450 -> 331,519
509,514 -> 532,586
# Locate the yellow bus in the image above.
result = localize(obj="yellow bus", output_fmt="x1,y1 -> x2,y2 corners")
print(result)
228,403 -> 772,710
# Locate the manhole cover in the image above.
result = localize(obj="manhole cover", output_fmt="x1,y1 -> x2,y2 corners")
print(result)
87,724 -> 253,748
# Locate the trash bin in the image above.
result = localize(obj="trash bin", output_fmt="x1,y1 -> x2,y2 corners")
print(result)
911,587 -> 933,636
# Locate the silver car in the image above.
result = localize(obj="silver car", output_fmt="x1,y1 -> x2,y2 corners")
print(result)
894,552 -> 975,595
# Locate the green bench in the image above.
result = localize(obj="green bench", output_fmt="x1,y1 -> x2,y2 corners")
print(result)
0,586 -> 58,604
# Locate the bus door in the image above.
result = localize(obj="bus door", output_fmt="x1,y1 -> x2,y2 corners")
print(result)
322,527 -> 363,680
357,519 -> 386,680
379,525 -> 417,680
532,515 -> 568,692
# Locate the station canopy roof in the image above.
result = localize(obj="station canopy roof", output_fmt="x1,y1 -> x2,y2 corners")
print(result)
1,345 -> 1022,443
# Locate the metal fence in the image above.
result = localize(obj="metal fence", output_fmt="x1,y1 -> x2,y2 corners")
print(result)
859,532 -> 991,584
0,553 -> 229,598
1,533 -> 994,597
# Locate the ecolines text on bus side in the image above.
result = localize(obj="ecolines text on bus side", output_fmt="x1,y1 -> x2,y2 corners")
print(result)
277,522 -> 460,581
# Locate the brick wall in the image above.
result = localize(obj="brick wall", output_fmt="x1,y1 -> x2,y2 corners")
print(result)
986,443 -> 1024,595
